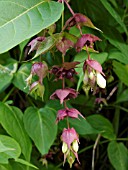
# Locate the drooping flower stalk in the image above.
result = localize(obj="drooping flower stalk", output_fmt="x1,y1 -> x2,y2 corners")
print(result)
25,0 -> 106,168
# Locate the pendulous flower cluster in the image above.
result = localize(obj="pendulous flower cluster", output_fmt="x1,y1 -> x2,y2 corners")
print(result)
25,0 -> 107,168
25,62 -> 48,100
50,83 -> 84,167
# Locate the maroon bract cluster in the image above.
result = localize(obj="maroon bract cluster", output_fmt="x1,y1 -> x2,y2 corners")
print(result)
95,98 -> 107,105
63,13 -> 95,30
27,37 -> 45,54
83,59 -> 105,76
50,88 -> 79,104
75,34 -> 101,52
56,37 -> 74,55
56,108 -> 84,123
50,61 -> 80,81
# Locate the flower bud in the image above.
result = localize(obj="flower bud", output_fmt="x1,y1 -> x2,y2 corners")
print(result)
83,70 -> 89,85
96,72 -> 106,88
68,155 -> 75,168
31,62 -> 48,83
25,74 -> 32,88
62,142 -> 68,153
72,140 -> 79,152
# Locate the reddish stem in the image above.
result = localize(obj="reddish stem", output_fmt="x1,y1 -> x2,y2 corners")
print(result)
77,24 -> 83,36
62,78 -> 65,89
64,0 -> 75,16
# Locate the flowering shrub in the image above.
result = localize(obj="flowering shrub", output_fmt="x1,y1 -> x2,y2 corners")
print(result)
0,0 -> 128,170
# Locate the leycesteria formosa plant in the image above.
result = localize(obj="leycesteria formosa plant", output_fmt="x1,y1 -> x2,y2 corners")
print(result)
25,0 -> 106,168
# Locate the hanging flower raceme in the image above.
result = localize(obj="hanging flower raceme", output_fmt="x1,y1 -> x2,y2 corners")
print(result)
50,88 -> 79,104
61,127 -> 80,168
75,34 -> 101,52
56,108 -> 85,123
83,59 -> 106,92
25,62 -> 48,99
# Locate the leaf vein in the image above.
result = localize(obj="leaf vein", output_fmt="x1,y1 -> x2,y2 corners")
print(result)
0,1 -> 45,29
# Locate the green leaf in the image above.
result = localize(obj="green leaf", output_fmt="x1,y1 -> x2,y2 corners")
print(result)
113,61 -> 128,86
100,0 -> 127,34
115,89 -> 128,103
15,158 -> 38,169
45,100 -> 64,111
0,103 -> 32,161
32,33 -> 61,60
77,0 -> 116,26
108,141 -> 128,170
87,114 -> 116,140
0,1 -> 64,53
108,50 -> 128,64
0,135 -> 21,164
23,107 -> 57,155
108,0 -> 118,9
0,165 -> 8,170
59,117 -> 99,135
64,32 -> 78,43
13,63 -> 32,93
101,27 -> 128,58
19,39 -> 30,60
0,141 -> 15,153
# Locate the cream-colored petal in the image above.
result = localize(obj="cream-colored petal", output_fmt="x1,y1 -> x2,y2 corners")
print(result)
62,142 -> 68,153
72,140 -> 79,152
96,72 -> 106,88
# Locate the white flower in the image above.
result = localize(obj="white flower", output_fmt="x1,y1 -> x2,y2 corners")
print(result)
62,142 -> 68,153
96,72 -> 106,88
72,139 -> 79,152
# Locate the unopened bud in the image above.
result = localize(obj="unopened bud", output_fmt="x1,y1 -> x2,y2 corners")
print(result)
72,140 -> 79,152
83,71 -> 89,85
62,142 -> 68,153
68,156 -> 75,168
89,71 -> 95,80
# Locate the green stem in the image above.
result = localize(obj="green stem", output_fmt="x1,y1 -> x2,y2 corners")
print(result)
109,104 -> 128,113
117,138 -> 128,141
92,134 -> 101,170
61,8 -> 64,30
113,82 -> 122,136
2,87 -> 15,102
